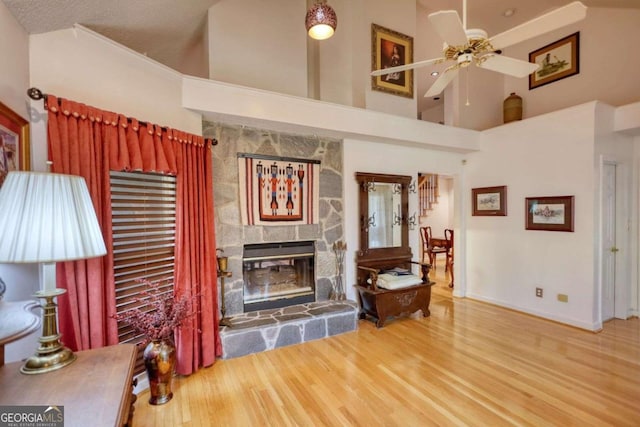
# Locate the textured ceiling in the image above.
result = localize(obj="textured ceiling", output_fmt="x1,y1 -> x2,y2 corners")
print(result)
2,0 -> 220,73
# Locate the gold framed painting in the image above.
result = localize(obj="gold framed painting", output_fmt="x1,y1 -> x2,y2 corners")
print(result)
529,32 -> 579,90
0,100 -> 30,187
371,23 -> 413,98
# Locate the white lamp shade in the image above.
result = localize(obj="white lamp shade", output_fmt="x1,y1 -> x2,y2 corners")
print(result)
0,172 -> 107,263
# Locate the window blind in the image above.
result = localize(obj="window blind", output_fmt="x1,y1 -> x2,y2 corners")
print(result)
110,171 -> 177,373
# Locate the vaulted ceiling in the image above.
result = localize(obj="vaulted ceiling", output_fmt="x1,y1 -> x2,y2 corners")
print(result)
6,0 -> 639,74
4,0 -> 639,115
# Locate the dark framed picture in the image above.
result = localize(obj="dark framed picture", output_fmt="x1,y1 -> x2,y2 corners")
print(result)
472,186 -> 507,216
529,32 -> 579,90
371,23 -> 413,98
0,100 -> 30,188
525,196 -> 574,232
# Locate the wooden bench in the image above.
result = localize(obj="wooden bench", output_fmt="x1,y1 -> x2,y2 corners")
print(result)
355,256 -> 435,328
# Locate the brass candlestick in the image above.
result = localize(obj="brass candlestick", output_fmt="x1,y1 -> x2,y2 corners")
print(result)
217,255 -> 232,327
21,289 -> 77,374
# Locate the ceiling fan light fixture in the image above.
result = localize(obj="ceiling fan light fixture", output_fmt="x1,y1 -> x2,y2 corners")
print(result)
457,53 -> 473,67
306,1 -> 337,40
431,71 -> 440,77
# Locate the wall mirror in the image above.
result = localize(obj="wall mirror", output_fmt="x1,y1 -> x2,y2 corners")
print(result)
356,172 -> 411,261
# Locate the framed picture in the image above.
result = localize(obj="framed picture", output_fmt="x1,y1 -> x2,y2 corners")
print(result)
0,100 -> 30,188
525,196 -> 574,232
371,23 -> 413,98
529,32 -> 579,90
472,186 -> 507,216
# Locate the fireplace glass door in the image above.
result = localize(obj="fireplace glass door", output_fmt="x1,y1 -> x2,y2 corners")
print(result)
243,241 -> 315,311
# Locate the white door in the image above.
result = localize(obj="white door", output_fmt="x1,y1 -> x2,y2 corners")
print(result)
602,162 -> 616,321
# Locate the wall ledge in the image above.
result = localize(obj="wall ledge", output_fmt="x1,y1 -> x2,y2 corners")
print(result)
183,76 -> 480,152
614,102 -> 640,136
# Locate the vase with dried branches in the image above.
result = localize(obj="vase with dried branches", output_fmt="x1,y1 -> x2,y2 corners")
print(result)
113,279 -> 197,405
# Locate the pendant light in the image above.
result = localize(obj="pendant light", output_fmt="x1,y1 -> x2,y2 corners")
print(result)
305,0 -> 337,40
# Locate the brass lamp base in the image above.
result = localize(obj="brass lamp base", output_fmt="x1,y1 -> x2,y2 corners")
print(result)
21,289 -> 77,375
21,343 -> 76,374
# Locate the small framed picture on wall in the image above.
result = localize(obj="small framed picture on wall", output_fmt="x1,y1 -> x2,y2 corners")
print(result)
472,186 -> 507,216
525,195 -> 574,232
0,100 -> 30,188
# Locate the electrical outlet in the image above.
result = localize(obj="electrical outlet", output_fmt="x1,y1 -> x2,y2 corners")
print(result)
535,287 -> 543,298
557,294 -> 568,303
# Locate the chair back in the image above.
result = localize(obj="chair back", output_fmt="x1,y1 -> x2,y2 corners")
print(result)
419,226 -> 432,249
444,228 -> 453,248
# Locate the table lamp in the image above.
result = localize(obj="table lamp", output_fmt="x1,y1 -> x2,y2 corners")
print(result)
0,172 -> 107,374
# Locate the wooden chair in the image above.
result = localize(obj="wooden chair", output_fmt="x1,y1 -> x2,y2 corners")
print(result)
445,228 -> 454,288
420,226 -> 449,271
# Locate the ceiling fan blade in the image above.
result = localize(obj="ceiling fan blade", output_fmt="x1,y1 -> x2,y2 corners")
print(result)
371,57 -> 444,76
428,10 -> 468,47
479,55 -> 539,78
424,69 -> 459,97
489,1 -> 587,50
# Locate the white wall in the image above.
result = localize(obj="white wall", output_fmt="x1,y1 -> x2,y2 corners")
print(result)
208,0 -> 308,97
28,26 -> 204,172
421,103 -> 444,124
0,1 -> 40,363
503,8 -> 640,120
363,0 -> 418,119
203,3 -> 639,127
206,0 -> 419,118
0,2 -> 29,118
343,138 -> 464,301
454,66 -> 505,131
316,0 -> 358,107
466,103 -> 599,330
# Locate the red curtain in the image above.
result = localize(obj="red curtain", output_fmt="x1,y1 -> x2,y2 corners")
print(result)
46,95 -> 221,374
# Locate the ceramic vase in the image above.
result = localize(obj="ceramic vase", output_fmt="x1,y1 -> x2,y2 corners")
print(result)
503,92 -> 523,123
143,339 -> 176,405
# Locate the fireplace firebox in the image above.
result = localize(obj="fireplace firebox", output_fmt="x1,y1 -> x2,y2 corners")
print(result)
242,241 -> 316,312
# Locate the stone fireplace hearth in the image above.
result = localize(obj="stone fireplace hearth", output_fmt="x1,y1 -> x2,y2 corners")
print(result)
220,300 -> 358,359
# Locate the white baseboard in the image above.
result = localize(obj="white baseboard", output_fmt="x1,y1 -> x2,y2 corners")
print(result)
133,372 -> 149,395
465,293 -> 602,331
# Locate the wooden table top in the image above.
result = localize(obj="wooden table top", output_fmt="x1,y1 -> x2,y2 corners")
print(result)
0,344 -> 136,427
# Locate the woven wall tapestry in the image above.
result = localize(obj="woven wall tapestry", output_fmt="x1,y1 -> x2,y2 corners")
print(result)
238,154 -> 320,226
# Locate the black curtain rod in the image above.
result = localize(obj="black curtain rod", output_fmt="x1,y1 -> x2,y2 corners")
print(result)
27,87 -> 217,146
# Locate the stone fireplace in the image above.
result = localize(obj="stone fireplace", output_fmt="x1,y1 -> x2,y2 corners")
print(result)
204,122 -> 357,359
204,121 -> 344,317
242,241 -> 316,311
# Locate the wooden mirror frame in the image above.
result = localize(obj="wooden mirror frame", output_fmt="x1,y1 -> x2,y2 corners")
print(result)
356,172 -> 412,264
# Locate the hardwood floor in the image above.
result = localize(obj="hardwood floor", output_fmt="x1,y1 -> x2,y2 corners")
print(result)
134,269 -> 640,426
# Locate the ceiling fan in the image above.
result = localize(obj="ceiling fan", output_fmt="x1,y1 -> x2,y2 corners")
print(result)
371,1 -> 587,98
